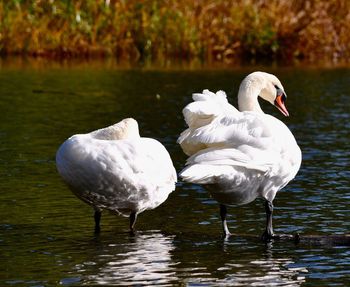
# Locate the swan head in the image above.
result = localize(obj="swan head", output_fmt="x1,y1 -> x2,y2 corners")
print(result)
116,118 -> 140,139
90,118 -> 140,140
238,71 -> 289,117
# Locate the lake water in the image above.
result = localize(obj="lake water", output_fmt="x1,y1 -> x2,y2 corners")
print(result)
0,60 -> 349,286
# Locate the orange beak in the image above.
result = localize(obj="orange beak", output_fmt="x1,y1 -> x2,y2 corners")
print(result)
274,94 -> 289,117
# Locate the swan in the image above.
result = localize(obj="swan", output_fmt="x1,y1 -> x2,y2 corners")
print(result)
56,118 -> 177,234
178,71 -> 302,241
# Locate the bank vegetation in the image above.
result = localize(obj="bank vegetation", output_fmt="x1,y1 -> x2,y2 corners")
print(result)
0,0 -> 349,63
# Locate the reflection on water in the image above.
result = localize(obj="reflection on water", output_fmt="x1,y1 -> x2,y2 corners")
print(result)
169,235 -> 310,287
77,232 -> 178,286
71,231 -> 309,286
211,244 -> 307,287
211,258 -> 306,286
0,64 -> 349,286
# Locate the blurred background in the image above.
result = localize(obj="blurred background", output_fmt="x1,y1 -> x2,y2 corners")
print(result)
1,0 -> 349,65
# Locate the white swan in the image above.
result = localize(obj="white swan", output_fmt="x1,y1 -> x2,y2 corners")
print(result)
56,118 -> 177,233
178,71 -> 302,240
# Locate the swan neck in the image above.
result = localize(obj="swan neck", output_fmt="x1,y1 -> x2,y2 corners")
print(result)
237,79 -> 263,113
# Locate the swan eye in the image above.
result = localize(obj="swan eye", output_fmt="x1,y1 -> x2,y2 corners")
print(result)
281,93 -> 286,102
274,85 -> 285,99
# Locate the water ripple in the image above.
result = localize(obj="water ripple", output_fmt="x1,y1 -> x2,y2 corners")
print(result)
76,232 -> 179,286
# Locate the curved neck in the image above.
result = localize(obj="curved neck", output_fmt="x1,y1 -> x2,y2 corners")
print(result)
237,77 -> 264,113
91,119 -> 140,140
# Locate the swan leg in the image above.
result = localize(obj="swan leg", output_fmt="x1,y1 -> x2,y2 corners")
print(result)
220,204 -> 231,237
94,210 -> 102,233
261,200 -> 275,241
129,211 -> 137,235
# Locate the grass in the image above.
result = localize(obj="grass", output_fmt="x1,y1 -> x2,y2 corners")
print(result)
0,0 -> 349,64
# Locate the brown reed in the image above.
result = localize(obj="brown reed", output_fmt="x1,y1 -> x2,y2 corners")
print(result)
0,0 -> 349,63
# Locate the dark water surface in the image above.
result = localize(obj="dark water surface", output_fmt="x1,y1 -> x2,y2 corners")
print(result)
0,61 -> 349,286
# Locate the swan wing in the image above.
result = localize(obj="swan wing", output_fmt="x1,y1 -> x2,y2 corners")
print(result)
180,112 -> 301,185
186,147 -> 271,173
179,110 -> 274,156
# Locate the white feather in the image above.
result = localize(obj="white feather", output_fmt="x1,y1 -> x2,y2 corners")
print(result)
178,72 -> 302,204
56,118 -> 177,217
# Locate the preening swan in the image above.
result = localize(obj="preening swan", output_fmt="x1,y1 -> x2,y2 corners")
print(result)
178,71 -> 301,241
56,118 -> 177,233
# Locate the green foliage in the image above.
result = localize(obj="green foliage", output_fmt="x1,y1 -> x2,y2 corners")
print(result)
0,0 -> 349,63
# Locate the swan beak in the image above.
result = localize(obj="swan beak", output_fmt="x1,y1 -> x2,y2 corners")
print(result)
274,93 -> 289,117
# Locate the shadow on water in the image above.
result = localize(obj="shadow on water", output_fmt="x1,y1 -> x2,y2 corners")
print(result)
0,62 -> 349,286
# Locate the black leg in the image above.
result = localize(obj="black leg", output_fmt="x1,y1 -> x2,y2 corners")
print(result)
129,211 -> 137,236
220,204 -> 231,237
94,210 -> 101,233
261,200 -> 274,241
